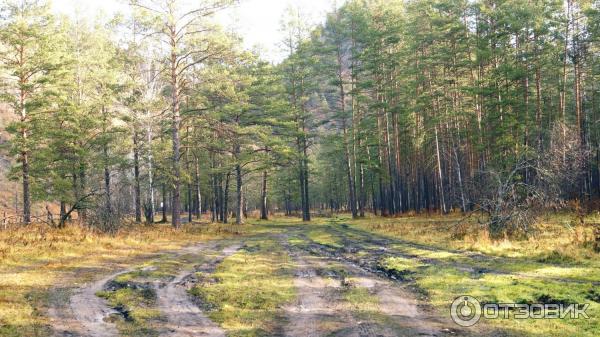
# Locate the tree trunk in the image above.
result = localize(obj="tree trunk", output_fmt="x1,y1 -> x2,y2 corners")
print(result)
146,114 -> 155,223
218,173 -> 224,222
213,175 -> 218,222
235,163 -> 243,225
285,188 -> 292,216
302,143 -> 311,221
187,183 -> 192,224
186,132 -> 192,224
133,129 -> 142,223
194,156 -> 202,218
224,171 -> 230,224
20,92 -> 31,225
534,37 -> 543,153
102,105 -> 112,223
298,151 -> 306,218
161,183 -> 167,223
21,150 -> 30,224
170,33 -> 181,229
103,145 -> 112,218
434,126 -> 447,213
343,137 -> 358,218
260,170 -> 268,220
79,164 -> 87,223
59,201 -> 67,228
560,0 -> 572,163
211,171 -> 218,222
335,40 -> 358,219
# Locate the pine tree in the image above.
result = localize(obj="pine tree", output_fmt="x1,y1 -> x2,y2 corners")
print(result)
131,0 -> 235,228
0,0 -> 60,224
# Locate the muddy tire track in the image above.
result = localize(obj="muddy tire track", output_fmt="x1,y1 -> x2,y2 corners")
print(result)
343,267 -> 457,336
72,270 -> 135,337
282,235 -> 458,337
157,243 -> 241,337
47,241 -> 238,337
283,251 -> 345,337
48,269 -> 132,337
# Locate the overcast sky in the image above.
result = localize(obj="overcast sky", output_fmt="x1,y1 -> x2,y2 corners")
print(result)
50,0 -> 346,63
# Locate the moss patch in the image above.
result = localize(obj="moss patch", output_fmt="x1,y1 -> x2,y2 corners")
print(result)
97,283 -> 162,337
189,238 -> 296,337
307,227 -> 343,248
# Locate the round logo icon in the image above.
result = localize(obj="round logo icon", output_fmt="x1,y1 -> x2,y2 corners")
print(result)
450,296 -> 481,327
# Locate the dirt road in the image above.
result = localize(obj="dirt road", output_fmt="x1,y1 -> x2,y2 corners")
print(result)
46,223 -> 504,337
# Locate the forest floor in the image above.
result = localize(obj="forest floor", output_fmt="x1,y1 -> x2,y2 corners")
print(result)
0,215 -> 598,337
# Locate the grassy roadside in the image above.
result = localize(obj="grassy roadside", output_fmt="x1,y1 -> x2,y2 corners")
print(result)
342,214 -> 600,337
0,221 -> 243,337
349,213 -> 600,260
189,237 -> 296,337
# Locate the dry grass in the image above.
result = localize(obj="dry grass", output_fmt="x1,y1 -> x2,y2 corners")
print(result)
1,213 -> 598,336
0,221 -> 242,336
350,213 -> 600,261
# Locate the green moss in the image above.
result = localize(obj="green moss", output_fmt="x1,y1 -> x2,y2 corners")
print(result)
380,256 -> 424,273
307,228 -> 343,248
97,286 -> 162,337
343,285 -> 379,312
189,239 -> 296,337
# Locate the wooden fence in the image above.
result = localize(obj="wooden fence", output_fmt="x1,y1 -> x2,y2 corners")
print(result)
1,212 -> 17,230
0,210 -> 141,230
0,211 -> 60,230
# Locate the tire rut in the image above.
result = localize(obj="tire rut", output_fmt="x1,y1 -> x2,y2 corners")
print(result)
67,269 -> 132,337
283,250 -> 345,337
282,235 -> 458,337
156,243 -> 241,337
48,241 -> 239,337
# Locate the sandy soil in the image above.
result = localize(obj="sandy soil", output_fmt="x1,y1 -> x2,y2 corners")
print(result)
156,244 -> 241,337
282,237 -> 460,337
47,242 -> 236,337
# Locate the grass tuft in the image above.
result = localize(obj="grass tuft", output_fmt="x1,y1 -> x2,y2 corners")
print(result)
189,238 -> 296,337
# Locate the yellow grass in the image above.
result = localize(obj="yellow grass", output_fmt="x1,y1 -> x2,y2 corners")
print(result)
0,221 -> 241,336
349,212 -> 600,261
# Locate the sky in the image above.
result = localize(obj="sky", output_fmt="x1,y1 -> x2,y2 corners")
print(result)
50,0 -> 346,63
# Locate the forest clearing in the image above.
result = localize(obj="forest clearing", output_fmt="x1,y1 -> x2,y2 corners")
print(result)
0,215 -> 599,336
1,0 -> 600,336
